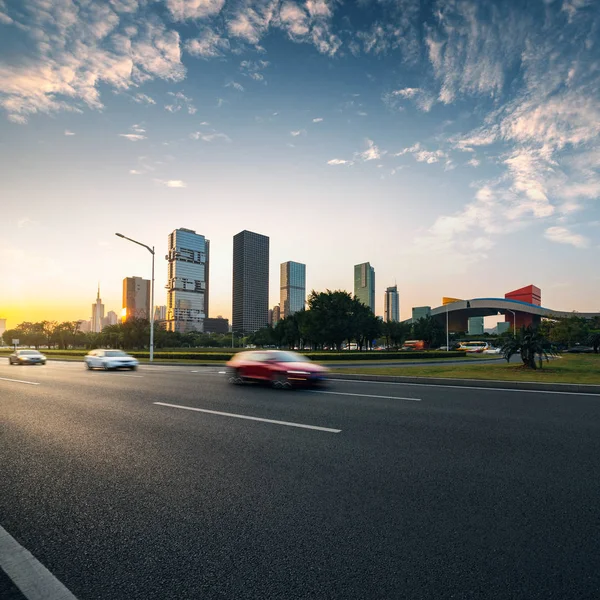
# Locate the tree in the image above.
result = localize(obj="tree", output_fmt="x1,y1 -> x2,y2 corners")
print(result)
412,316 -> 444,347
588,331 -> 600,354
501,325 -> 556,369
548,315 -> 589,349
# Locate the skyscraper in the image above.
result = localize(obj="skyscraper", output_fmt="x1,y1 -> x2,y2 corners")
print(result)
272,304 -> 281,325
166,228 -> 209,333
354,262 -> 375,312
123,277 -> 151,321
384,285 -> 399,322
232,230 -> 269,333
280,261 -> 306,318
91,285 -> 105,333
468,316 -> 484,336
103,310 -> 118,327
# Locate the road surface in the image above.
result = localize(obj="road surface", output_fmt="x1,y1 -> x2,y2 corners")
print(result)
2,360 -> 599,599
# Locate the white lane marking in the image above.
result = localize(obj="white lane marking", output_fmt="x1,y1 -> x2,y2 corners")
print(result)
116,374 -> 144,378
330,378 -> 600,397
307,390 -> 421,401
0,376 -> 40,386
0,525 -> 79,600
218,371 -> 226,374
191,370 -> 198,373
154,402 -> 342,433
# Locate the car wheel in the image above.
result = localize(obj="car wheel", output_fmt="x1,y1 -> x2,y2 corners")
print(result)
130,366 -> 137,371
272,372 -> 292,390
103,363 -> 110,371
228,367 -> 243,385
85,362 -> 92,370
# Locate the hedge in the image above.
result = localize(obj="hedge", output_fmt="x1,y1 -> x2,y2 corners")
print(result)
0,348 -> 466,361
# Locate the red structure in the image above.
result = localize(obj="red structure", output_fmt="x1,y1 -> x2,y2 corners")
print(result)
505,285 -> 541,328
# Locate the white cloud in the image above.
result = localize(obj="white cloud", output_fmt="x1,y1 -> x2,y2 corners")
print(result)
164,91 -> 196,114
357,111 -> 368,116
190,130 -> 231,142
132,93 -> 156,105
64,129 -> 75,136
119,133 -> 146,141
226,81 -> 245,92
467,158 -> 480,167
290,129 -> 306,137
359,139 -> 385,161
395,142 -> 446,164
239,59 -> 269,82
279,2 -> 309,37
327,158 -> 353,166
185,30 -> 230,58
384,87 -> 435,112
167,0 -> 225,20
129,169 -> 143,175
154,179 -> 186,188
312,117 -> 323,123
0,5 -> 185,123
544,226 -> 589,248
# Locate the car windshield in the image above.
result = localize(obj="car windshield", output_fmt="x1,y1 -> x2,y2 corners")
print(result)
105,351 -> 128,357
19,350 -> 40,355
267,351 -> 310,363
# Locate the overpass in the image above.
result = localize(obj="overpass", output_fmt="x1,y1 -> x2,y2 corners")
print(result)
405,298 -> 600,332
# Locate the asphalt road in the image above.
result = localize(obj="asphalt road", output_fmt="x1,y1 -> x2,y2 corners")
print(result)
2,360 -> 600,599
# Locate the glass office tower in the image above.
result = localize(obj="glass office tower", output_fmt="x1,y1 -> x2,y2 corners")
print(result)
280,261 -> 306,318
384,285 -> 399,322
354,262 -> 375,312
166,228 -> 209,333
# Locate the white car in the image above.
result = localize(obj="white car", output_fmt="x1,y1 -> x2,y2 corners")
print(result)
85,349 -> 139,371
483,347 -> 502,355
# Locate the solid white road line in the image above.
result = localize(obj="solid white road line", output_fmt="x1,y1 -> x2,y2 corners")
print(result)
0,377 -> 40,386
307,390 -> 421,401
153,402 -> 342,433
0,526 -> 79,600
331,378 -> 600,397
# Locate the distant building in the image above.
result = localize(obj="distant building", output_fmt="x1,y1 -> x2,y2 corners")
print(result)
78,319 -> 91,333
280,261 -> 306,318
384,285 -> 399,322
91,285 -> 105,333
166,228 -> 209,333
204,317 -> 229,334
154,305 -> 167,321
354,262 -> 375,312
272,304 -> 281,325
268,309 -> 273,326
103,310 -> 118,328
123,277 -> 151,321
232,230 -> 269,333
496,322 -> 511,335
0,318 -> 6,337
412,306 -> 431,321
468,316 -> 485,336
505,284 -> 541,329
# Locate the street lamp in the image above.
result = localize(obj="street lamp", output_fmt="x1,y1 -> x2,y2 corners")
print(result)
115,232 -> 155,362
506,309 -> 517,338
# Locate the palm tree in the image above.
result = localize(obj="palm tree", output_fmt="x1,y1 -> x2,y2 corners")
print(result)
501,325 -> 556,369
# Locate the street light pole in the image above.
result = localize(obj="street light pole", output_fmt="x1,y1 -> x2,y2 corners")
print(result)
115,233 -> 155,362
446,304 -> 449,351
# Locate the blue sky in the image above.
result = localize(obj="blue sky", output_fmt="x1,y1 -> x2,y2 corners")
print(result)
1,0 -> 599,324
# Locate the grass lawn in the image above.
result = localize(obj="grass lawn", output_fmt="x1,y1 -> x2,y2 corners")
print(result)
330,354 -> 600,385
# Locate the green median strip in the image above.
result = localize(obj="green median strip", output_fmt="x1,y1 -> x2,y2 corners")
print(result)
330,354 -> 600,385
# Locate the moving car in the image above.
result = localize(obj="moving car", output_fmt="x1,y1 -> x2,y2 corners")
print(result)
563,346 -> 594,354
226,350 -> 328,389
84,349 -> 139,371
482,347 -> 502,355
9,349 -> 47,365
458,341 -> 490,353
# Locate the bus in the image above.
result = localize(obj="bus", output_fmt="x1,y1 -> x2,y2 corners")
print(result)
458,341 -> 490,353
401,340 -> 428,351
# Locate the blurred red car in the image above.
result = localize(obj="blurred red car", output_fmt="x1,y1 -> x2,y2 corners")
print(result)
226,350 -> 328,389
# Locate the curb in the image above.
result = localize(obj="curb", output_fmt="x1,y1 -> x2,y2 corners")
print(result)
327,373 -> 600,395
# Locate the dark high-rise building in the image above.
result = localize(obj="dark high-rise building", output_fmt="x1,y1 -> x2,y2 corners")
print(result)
232,230 -> 269,333
203,317 -> 229,334
280,261 -> 306,318
354,262 -> 375,312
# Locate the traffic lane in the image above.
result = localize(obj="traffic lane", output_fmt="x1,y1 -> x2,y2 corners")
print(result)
3,381 -> 600,598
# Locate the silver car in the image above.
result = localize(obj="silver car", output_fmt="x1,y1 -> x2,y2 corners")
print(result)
84,349 -> 139,371
9,349 -> 47,365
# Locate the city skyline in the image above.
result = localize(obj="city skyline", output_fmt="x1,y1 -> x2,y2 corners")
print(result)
1,0 -> 599,325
